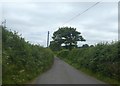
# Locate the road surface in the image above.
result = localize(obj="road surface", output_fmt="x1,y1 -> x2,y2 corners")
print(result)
32,57 -> 107,84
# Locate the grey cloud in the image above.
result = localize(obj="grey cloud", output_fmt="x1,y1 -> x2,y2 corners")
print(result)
1,2 -> 118,47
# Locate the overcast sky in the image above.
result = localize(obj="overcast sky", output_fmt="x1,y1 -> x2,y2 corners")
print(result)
0,1 -> 118,47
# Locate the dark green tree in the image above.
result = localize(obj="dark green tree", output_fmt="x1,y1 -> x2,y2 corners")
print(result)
82,44 -> 89,48
51,27 -> 85,50
49,41 -> 62,51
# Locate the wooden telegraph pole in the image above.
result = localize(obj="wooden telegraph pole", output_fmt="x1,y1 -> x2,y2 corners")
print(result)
47,31 -> 49,47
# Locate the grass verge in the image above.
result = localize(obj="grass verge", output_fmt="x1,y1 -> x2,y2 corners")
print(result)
64,59 -> 120,86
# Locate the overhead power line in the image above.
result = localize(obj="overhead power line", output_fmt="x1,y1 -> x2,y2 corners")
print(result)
62,1 -> 101,26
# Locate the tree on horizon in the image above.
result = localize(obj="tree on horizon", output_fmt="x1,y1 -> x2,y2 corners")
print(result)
50,26 -> 86,50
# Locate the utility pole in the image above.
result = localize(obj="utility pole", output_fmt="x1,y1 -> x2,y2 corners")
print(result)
47,31 -> 49,47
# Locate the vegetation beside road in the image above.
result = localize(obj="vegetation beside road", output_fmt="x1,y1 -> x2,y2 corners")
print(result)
2,27 -> 54,84
57,41 -> 120,85
49,27 -> 120,85
2,26 -> 119,85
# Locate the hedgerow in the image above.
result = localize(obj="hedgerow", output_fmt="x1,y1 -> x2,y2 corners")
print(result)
57,41 -> 120,84
2,27 -> 54,84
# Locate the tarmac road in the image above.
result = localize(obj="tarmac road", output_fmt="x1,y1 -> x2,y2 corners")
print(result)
32,57 -> 107,84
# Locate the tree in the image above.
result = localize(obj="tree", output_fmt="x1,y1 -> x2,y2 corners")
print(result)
50,27 -> 85,50
49,41 -> 62,51
90,45 -> 94,47
82,44 -> 89,48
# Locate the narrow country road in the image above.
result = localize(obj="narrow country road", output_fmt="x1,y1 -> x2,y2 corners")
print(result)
32,57 -> 107,84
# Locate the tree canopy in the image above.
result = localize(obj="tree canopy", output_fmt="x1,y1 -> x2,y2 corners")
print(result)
50,27 -> 85,50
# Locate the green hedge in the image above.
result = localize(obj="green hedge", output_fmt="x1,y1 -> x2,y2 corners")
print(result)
57,42 -> 120,84
2,28 -> 54,84
57,49 -> 69,59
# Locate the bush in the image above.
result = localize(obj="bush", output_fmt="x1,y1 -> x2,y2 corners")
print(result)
57,41 -> 120,83
2,27 -> 54,84
57,49 -> 69,59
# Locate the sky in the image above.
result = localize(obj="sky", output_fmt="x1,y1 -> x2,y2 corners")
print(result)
0,0 -> 118,47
